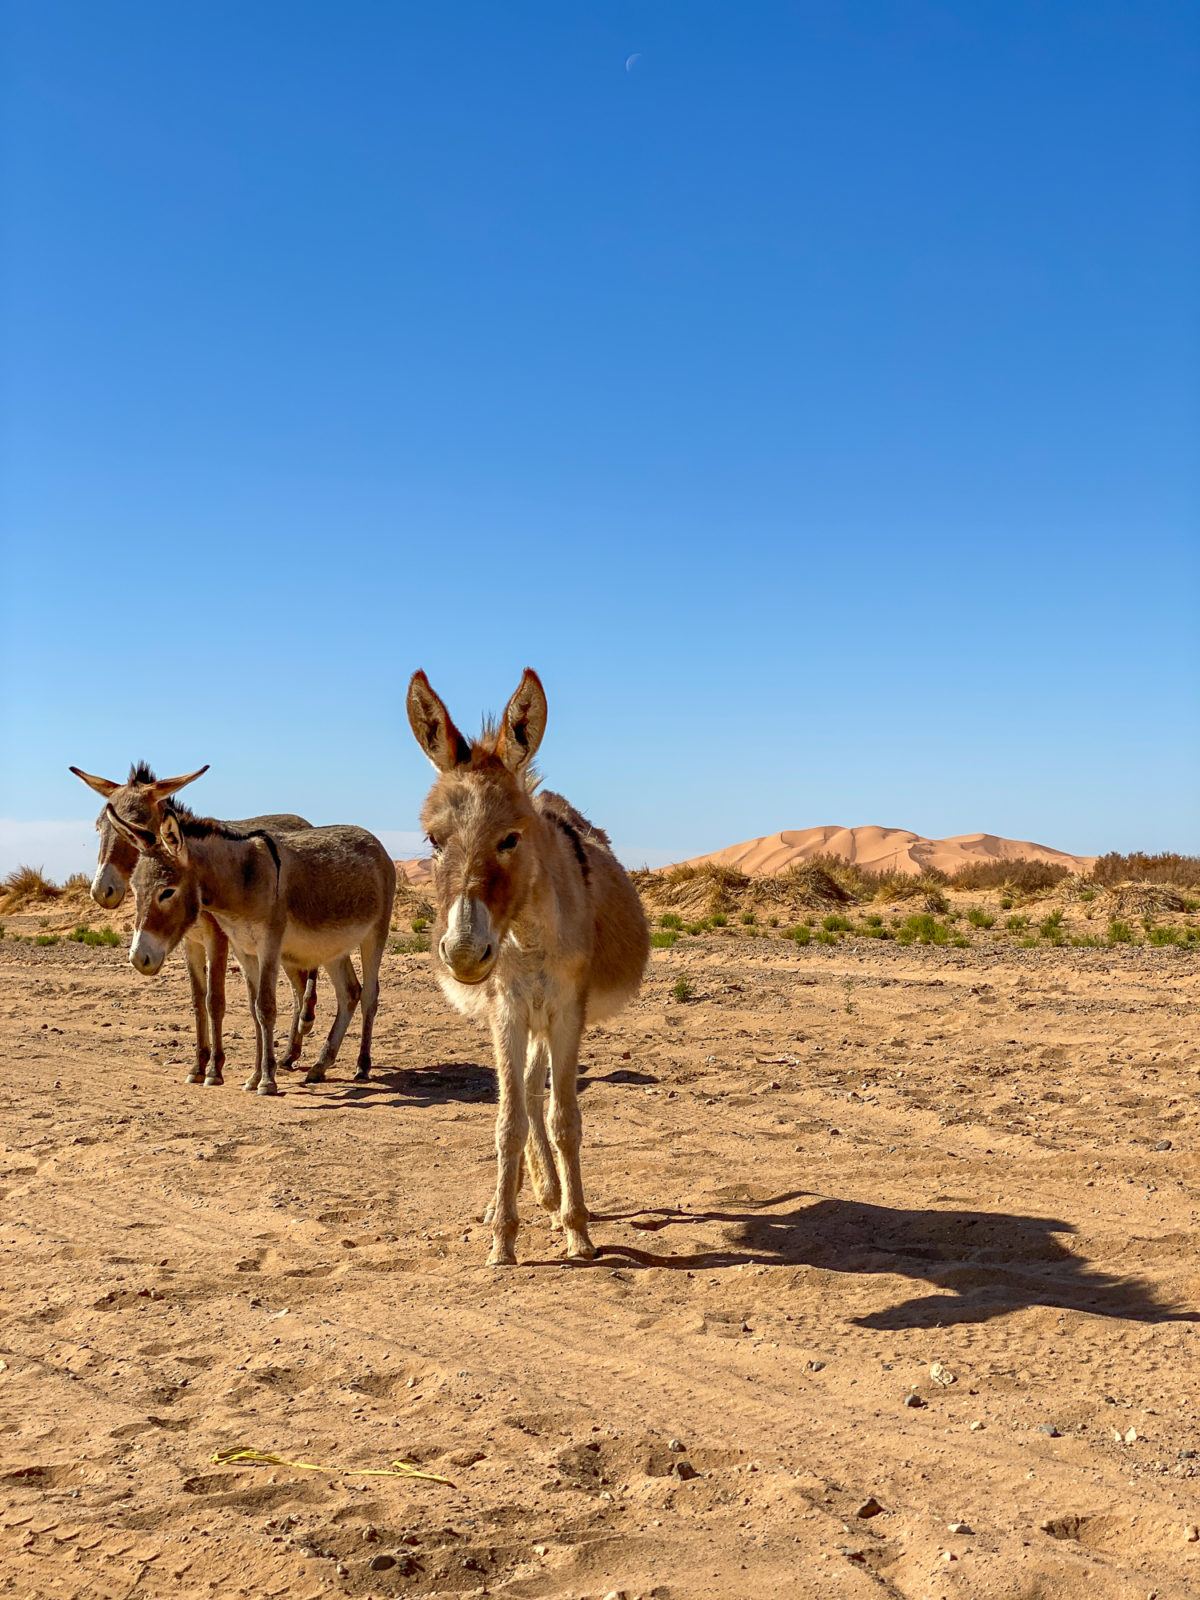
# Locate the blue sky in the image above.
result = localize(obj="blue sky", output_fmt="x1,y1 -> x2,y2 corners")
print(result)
2,0 -> 1197,878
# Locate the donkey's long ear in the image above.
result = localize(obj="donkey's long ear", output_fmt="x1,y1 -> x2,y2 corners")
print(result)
70,766 -> 120,799
104,803 -> 157,854
407,671 -> 471,771
498,669 -> 547,773
149,765 -> 209,801
158,811 -> 188,863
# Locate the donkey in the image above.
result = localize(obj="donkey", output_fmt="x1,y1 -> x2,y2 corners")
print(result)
105,799 -> 396,1097
70,763 -> 317,1085
406,668 -> 649,1265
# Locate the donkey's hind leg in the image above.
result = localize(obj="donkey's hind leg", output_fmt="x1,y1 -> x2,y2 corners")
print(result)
183,936 -> 211,1084
352,923 -> 386,1082
279,964 -> 308,1070
304,956 -> 361,1083
547,1001 -> 594,1261
524,1037 -> 562,1218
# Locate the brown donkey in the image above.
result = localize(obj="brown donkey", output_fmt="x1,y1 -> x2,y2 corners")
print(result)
105,801 -> 395,1097
407,668 -> 649,1265
70,763 -> 317,1084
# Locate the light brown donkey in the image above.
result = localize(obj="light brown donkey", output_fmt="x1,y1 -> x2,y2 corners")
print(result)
69,762 -> 317,1084
105,800 -> 395,1097
407,668 -> 649,1265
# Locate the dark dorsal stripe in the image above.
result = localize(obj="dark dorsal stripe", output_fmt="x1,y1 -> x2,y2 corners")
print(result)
554,815 -> 590,881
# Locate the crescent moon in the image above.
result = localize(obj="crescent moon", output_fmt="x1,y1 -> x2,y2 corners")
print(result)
625,53 -> 642,72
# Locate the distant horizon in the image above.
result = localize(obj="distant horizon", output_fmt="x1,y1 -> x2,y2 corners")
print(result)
2,809 -> 1185,886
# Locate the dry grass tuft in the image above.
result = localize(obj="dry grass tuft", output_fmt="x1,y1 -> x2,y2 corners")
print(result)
1108,883 -> 1189,916
0,865 -> 63,913
948,859 -> 1072,893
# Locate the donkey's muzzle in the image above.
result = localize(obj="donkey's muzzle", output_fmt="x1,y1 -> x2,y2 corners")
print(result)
130,932 -> 166,977
91,866 -> 127,910
439,895 -> 497,984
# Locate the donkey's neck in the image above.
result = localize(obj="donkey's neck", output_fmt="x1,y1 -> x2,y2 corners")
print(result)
187,828 -> 277,917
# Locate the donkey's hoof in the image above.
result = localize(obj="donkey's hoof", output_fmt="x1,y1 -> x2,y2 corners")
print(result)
242,1076 -> 260,1093
186,1071 -> 204,1085
353,1064 -> 370,1082
304,1068 -> 326,1085
487,1245 -> 518,1268
204,1073 -> 224,1087
564,1231 -> 596,1262
256,1080 -> 279,1097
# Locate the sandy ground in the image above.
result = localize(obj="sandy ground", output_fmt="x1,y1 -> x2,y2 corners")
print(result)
2,929 -> 1199,1600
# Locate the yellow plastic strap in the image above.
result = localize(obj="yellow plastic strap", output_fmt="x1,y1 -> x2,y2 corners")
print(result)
211,1446 -> 455,1486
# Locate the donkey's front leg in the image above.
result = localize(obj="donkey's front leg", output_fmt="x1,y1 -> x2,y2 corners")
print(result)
183,937 -> 211,1085
547,1001 -> 594,1260
204,922 -> 228,1085
488,1009 -> 530,1266
240,957 -> 264,1092
252,941 -> 282,1096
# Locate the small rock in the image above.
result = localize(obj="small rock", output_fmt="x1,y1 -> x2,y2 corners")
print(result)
1185,1525 -> 1199,1543
335,1563 -> 349,1578
533,1543 -> 549,1557
969,1421 -> 984,1431
603,1591 -> 628,1600
903,1392 -> 925,1408
361,1526 -> 379,1543
940,1550 -> 958,1562
1039,1424 -> 1060,1437
855,1497 -> 884,1519
368,1554 -> 396,1572
807,1360 -> 826,1372
673,1460 -> 698,1480
1125,1427 -> 1139,1444
929,1362 -> 956,1386
668,1438 -> 686,1452
947,1522 -> 973,1535
1153,1140 -> 1172,1151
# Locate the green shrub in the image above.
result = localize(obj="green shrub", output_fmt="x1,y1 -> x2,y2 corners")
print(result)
821,913 -> 853,934
999,895 -> 1014,910
815,929 -> 837,945
895,913 -> 953,947
1039,909 -> 1066,944
650,930 -> 679,949
1107,919 -> 1135,945
659,913 -> 683,930
1147,924 -> 1182,947
709,912 -> 727,927
390,933 -> 430,954
767,915 -> 779,928
69,924 -> 120,947
1005,914 -> 1029,932
34,933 -> 60,947
864,912 -> 883,928
740,911 -> 756,925
966,906 -> 995,929
410,914 -> 429,933
685,920 -> 708,936
788,924 -> 812,945
671,975 -> 695,1002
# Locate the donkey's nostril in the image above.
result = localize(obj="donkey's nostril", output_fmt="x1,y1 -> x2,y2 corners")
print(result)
483,944 -> 493,963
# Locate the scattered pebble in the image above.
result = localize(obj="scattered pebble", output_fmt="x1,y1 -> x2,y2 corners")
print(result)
368,1553 -> 395,1572
668,1438 -> 686,1452
903,1393 -> 925,1409
969,1421 -> 984,1432
855,1497 -> 884,1519
947,1522 -> 973,1535
1185,1525 -> 1199,1543
930,1362 -> 956,1386
673,1460 -> 698,1480
1039,1424 -> 1060,1438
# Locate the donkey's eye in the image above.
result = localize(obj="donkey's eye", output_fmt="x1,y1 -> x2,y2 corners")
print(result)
427,835 -> 443,855
497,832 -> 520,853
158,888 -> 175,903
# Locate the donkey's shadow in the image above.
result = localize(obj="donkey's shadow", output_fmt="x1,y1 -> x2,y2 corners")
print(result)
593,1190 -> 1196,1328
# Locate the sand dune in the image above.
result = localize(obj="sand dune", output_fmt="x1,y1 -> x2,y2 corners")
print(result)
677,824 -> 1093,877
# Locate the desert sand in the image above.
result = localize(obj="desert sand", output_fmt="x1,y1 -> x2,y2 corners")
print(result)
2,888 -> 1199,1600
676,825 -> 1094,879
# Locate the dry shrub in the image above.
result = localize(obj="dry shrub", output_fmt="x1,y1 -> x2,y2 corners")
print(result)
0,864 -> 63,912
870,874 -> 949,913
779,860 -> 856,906
1090,852 -> 1200,889
948,858 -> 1072,893
1109,883 -> 1189,916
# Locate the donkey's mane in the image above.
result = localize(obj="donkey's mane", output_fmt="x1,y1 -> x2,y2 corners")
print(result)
162,804 -> 282,872
128,760 -> 156,784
